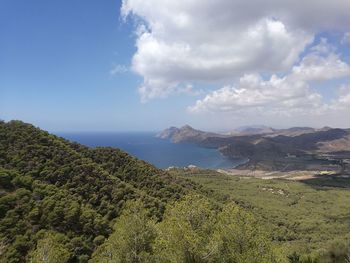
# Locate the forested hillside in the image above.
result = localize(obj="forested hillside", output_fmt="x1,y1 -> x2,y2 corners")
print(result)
0,120 -> 198,262
2,120 -> 346,263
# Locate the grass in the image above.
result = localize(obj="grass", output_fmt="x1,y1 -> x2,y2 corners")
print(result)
172,169 -> 350,256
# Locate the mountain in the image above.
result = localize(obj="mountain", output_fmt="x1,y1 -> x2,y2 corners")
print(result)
155,126 -> 179,139
265,127 -> 318,137
229,125 -> 276,135
158,125 -> 350,171
156,125 -> 223,143
228,126 -> 324,137
158,125 -> 321,143
0,120 -> 197,262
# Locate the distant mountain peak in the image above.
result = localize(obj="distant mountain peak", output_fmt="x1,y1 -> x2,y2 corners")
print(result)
181,124 -> 194,130
157,125 -> 221,143
229,125 -> 275,135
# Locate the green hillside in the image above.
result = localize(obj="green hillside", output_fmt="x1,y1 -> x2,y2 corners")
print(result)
0,120 -> 198,262
1,120 -> 349,263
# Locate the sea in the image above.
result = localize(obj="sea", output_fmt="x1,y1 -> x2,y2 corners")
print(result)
57,132 -> 246,169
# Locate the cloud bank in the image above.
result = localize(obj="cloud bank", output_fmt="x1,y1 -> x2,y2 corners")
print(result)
189,40 -> 350,115
121,0 -> 350,124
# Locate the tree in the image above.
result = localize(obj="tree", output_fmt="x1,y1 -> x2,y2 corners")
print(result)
153,194 -> 217,263
153,195 -> 279,263
90,200 -> 156,263
0,238 -> 7,258
212,203 -> 278,263
29,232 -> 70,263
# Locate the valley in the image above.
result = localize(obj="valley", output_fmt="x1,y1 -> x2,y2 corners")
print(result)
170,168 -> 350,257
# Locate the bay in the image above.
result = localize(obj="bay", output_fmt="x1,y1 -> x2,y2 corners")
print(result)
57,132 -> 245,169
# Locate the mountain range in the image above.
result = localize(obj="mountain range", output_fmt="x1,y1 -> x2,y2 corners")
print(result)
157,125 -> 350,171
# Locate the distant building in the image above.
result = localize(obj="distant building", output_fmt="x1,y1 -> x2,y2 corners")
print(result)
165,166 -> 177,171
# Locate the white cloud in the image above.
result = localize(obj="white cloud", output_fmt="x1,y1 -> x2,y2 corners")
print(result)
342,32 -> 350,44
122,0 -> 350,100
291,39 -> 350,82
189,41 -> 350,116
330,85 -> 350,110
132,18 -> 312,101
188,75 -> 323,115
110,64 -> 128,75
138,81 -> 203,102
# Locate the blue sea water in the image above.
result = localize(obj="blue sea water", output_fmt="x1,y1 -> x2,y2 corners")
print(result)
57,132 -> 245,169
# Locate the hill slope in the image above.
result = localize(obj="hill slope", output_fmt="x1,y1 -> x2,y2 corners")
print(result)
0,120 -> 197,262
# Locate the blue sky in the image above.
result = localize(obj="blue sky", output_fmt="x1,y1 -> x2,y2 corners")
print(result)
1,0 -> 350,131
0,0 -> 195,131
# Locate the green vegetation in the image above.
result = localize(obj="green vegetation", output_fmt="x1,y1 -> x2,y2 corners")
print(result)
0,120 -> 197,262
90,200 -> 157,263
29,232 -> 70,263
1,120 -> 350,262
171,169 -> 350,262
90,195 -> 279,263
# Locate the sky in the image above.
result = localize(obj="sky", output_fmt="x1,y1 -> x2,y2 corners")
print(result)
1,0 -> 350,132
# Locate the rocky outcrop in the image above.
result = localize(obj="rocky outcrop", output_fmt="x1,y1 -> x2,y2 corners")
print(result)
156,125 -> 223,143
